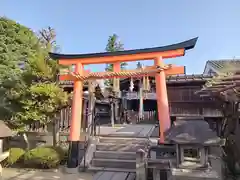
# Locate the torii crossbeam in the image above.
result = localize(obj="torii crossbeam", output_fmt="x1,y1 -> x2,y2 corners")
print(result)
49,37 -> 198,169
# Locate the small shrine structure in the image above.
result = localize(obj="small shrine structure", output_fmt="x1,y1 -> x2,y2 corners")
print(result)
165,118 -> 224,180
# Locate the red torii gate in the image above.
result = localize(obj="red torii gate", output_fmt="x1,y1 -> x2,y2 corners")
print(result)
50,37 -> 198,169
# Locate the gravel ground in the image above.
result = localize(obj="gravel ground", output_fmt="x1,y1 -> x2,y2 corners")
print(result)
2,168 -> 94,180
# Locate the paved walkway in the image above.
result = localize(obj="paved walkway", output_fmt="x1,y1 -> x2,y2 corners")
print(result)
99,124 -> 156,138
2,168 -> 94,180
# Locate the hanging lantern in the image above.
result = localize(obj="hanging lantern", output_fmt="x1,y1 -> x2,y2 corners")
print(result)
112,76 -> 120,93
129,77 -> 134,92
146,76 -> 150,91
88,80 -> 95,93
97,79 -> 105,93
143,76 -> 150,91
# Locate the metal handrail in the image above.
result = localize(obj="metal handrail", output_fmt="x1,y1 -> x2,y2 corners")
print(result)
82,103 -> 101,170
86,114 -> 101,138
139,125 -> 156,160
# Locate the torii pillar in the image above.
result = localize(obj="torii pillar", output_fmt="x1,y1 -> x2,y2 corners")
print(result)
155,57 -> 171,143
67,63 -> 83,169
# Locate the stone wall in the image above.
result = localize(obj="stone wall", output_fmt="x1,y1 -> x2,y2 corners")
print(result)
5,132 -> 70,150
210,146 -> 224,180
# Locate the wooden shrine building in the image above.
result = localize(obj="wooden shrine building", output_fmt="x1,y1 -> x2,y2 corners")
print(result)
59,74 -> 223,132
57,60 -> 240,139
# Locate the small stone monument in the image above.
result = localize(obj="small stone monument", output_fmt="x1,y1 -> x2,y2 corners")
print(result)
0,121 -> 13,153
0,121 -> 13,178
165,118 -> 224,180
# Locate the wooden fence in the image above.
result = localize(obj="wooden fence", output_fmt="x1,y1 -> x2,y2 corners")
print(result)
27,99 -> 88,132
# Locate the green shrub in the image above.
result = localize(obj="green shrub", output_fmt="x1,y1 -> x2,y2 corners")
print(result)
44,145 -> 68,163
7,148 -> 25,166
52,146 -> 68,164
24,147 -> 61,169
46,146 -> 65,159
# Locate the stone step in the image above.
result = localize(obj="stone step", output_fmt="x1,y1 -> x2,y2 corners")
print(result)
99,137 -> 148,144
94,150 -> 136,160
91,158 -> 136,170
96,143 -> 145,152
88,166 -> 136,173
93,171 -> 136,180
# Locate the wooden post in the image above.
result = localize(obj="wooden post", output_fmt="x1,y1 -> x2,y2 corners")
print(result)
87,95 -> 92,129
111,101 -> 115,127
82,98 -> 88,132
138,79 -> 144,122
176,144 -> 180,167
0,140 -> 3,154
87,81 -> 95,135
113,62 -> 121,93
151,149 -> 160,180
136,149 -> 146,180
113,62 -> 121,124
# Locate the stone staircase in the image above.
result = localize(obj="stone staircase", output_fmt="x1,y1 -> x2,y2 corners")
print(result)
88,136 -> 150,172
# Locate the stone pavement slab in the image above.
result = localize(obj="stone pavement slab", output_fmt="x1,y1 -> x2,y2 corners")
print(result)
2,168 -> 94,180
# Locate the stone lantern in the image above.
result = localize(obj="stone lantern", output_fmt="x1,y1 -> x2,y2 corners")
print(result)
165,117 -> 225,180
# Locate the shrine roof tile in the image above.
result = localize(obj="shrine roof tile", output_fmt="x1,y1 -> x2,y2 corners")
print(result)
59,74 -> 212,87
206,59 -> 240,73
165,119 -> 222,145
166,74 -> 212,83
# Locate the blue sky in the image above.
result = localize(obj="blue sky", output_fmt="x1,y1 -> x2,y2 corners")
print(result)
1,0 -> 239,74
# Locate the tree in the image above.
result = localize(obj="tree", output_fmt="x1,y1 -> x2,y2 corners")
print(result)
0,17 -> 69,132
0,17 -> 40,126
105,34 -> 127,86
136,62 -> 143,69
17,27 -> 69,126
200,62 -> 240,178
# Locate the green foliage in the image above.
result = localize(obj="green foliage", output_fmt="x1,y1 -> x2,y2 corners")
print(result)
6,146 -> 67,168
7,148 -> 25,166
24,147 -> 61,169
52,146 -> 68,165
0,17 -> 39,123
105,34 -> 127,86
0,17 -> 70,129
136,62 -> 142,69
44,145 -> 67,161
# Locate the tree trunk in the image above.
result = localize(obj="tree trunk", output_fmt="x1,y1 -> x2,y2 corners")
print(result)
23,133 -> 30,150
52,116 -> 59,147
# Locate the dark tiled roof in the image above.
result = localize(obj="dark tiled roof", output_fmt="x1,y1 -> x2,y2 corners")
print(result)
59,81 -> 88,87
207,59 -> 240,73
0,121 -> 13,137
197,70 -> 240,101
166,74 -> 212,83
59,80 -> 73,86
165,119 -> 221,145
49,37 -> 198,60
61,74 -> 212,87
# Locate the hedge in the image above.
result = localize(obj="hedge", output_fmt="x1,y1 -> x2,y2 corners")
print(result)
7,148 -> 25,166
24,147 -> 61,169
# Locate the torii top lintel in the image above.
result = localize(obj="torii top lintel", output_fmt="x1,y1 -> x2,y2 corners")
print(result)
49,37 -> 198,65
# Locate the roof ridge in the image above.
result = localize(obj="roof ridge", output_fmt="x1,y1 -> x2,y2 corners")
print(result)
208,59 -> 240,62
